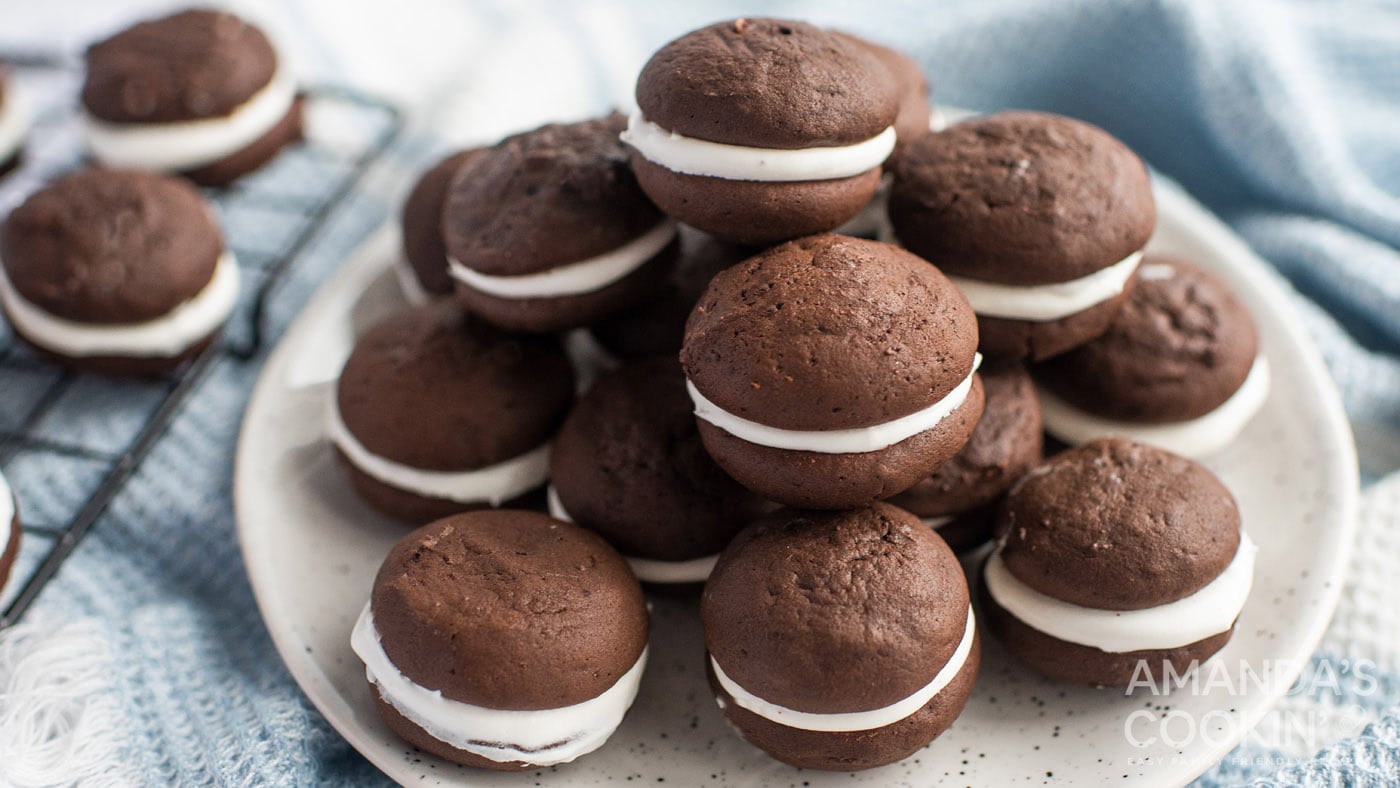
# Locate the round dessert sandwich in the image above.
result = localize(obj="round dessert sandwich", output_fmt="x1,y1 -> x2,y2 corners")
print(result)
0,63 -> 31,177
351,510 -> 649,770
396,148 -> 485,305
889,111 -> 1156,361
548,357 -> 771,586
0,469 -> 20,593
442,113 -> 679,334
680,234 -> 985,510
580,225 -> 754,366
702,504 -> 980,770
0,167 -> 239,376
889,361 -> 1042,553
980,437 -> 1256,687
622,18 -> 900,245
1034,256 -> 1270,458
81,9 -> 303,186
328,300 -> 574,523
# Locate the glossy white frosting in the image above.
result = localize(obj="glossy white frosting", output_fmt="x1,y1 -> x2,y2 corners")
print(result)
0,77 -> 30,164
351,606 -> 647,765
448,221 -> 676,300
1038,355 -> 1271,459
621,112 -> 896,182
547,485 -> 718,584
947,250 -> 1143,322
711,605 -> 976,732
326,398 -> 549,505
0,250 -> 239,358
83,65 -> 295,172
687,354 -> 981,455
983,533 -> 1257,653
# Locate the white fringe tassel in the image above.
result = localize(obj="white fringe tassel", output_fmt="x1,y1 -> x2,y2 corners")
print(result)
0,618 -> 132,787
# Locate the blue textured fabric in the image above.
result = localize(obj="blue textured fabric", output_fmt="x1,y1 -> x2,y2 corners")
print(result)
1,0 -> 1397,785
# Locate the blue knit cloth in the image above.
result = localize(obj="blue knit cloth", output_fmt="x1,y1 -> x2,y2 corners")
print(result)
1,0 -> 1398,785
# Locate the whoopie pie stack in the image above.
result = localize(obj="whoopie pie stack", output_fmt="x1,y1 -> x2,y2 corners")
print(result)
334,14 -> 1269,775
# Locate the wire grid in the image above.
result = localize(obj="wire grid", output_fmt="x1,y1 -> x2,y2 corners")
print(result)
0,54 -> 403,628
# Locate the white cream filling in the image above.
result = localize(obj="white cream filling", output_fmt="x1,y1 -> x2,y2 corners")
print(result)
82,65 -> 296,172
0,78 -> 31,164
929,107 -> 948,133
711,605 -> 976,732
393,257 -> 432,306
0,471 -> 13,554
621,112 -> 896,182
0,250 -> 239,358
326,398 -> 549,505
547,485 -> 718,584
1038,355 -> 1271,460
948,250 -> 1143,322
984,533 -> 1257,653
351,607 -> 647,766
448,221 -> 676,300
687,354 -> 981,455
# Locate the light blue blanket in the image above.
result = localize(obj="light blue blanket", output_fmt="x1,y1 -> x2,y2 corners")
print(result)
1,0 -> 1397,785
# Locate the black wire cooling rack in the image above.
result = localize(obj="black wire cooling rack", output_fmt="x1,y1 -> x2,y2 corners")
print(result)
0,54 -> 403,628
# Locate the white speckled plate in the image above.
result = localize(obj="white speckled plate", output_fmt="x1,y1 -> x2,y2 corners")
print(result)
236,177 -> 1357,787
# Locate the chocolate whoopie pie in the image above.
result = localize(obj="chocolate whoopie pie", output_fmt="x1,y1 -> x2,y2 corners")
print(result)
623,19 -> 900,245
702,504 -> 980,770
1035,256 -> 1270,458
890,112 -> 1156,360
680,234 -> 984,509
889,361 -> 1042,553
0,64 -> 30,177
352,510 -> 649,770
0,167 -> 238,376
329,300 -> 574,523
81,9 -> 303,186
0,470 -> 20,593
442,114 -> 679,334
397,148 -> 485,303
980,437 -> 1256,687
548,357 -> 770,585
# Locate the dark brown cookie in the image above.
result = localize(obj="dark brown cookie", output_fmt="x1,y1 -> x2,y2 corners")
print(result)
835,32 -> 932,160
442,114 -> 675,332
683,235 -> 977,429
1036,257 -> 1259,422
443,114 -> 661,276
367,510 -> 648,769
627,162 -> 883,246
702,504 -> 978,770
550,357 -> 769,567
978,580 -> 1234,688
997,437 -> 1240,610
636,19 -> 897,149
975,282 -> 1136,361
2,167 -> 220,323
333,300 -> 573,523
83,10 -> 278,123
401,149 -> 485,297
890,112 -> 1154,285
587,225 -> 755,361
890,361 -> 1042,552
681,234 -> 983,508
